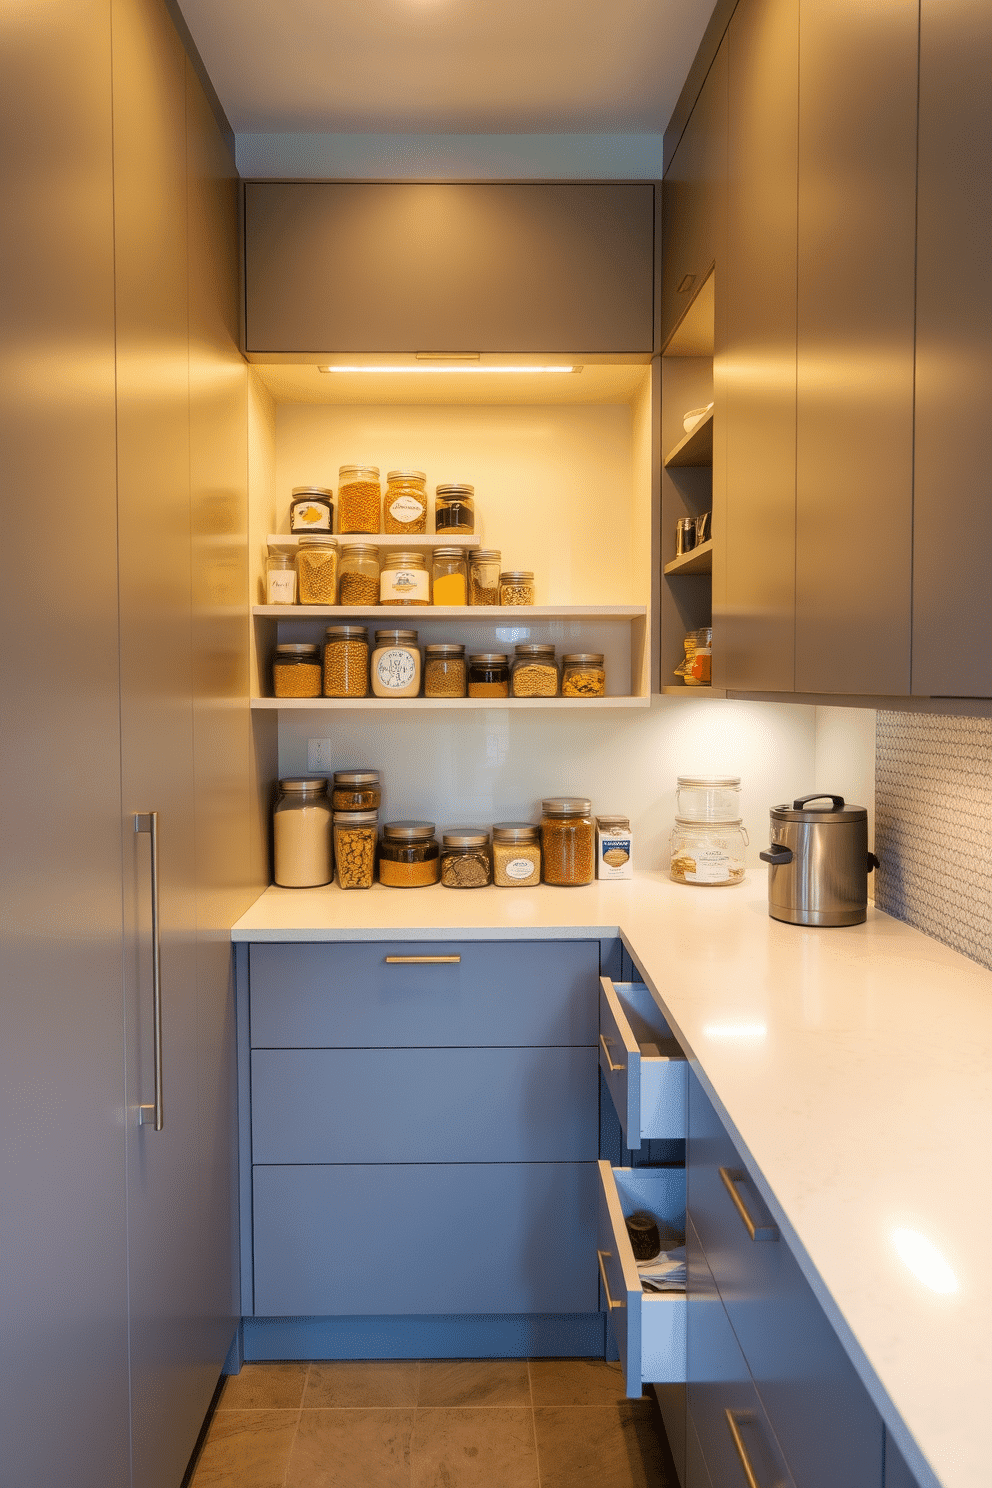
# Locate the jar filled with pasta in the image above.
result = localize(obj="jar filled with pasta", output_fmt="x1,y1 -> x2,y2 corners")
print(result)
431,548 -> 468,606
338,544 -> 380,607
338,464 -> 381,534
561,653 -> 606,698
383,470 -> 428,534
296,534 -> 338,604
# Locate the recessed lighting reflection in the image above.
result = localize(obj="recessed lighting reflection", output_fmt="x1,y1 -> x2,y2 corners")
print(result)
702,1022 -> 767,1039
892,1228 -> 959,1294
317,365 -> 581,375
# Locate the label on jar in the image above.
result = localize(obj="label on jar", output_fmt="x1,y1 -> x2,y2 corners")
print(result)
267,570 -> 297,604
388,494 -> 425,523
380,568 -> 429,602
375,647 -> 418,690
504,857 -> 537,880
685,847 -> 731,883
290,499 -> 331,531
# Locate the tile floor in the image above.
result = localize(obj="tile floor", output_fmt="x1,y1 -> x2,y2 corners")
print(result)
190,1359 -> 679,1488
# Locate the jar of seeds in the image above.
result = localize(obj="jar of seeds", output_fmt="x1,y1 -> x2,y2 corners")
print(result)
541,797 -> 594,886
296,534 -> 339,604
468,653 -> 509,699
266,550 -> 297,605
469,549 -> 501,606
511,644 -> 559,698
499,570 -> 535,605
562,653 -> 606,697
383,470 -> 428,534
380,550 -> 430,606
323,625 -> 369,698
440,828 -> 492,888
424,643 -> 466,698
333,809 -> 378,889
289,486 -> 333,534
338,464 -> 381,534
338,544 -> 380,607
272,643 -> 322,698
492,822 -> 541,887
332,769 -> 381,812
435,483 -> 475,534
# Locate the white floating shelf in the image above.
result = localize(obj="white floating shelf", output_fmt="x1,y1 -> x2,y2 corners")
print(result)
253,604 -> 646,620
251,696 -> 650,711
267,533 -> 480,549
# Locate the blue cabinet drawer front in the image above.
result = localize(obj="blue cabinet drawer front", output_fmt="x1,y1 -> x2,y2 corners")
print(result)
251,1046 -> 599,1164
249,940 -> 599,1048
252,1162 -> 598,1317
599,980 -> 687,1148
688,1075 -> 884,1488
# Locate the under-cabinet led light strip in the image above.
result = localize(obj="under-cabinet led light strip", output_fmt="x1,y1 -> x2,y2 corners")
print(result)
318,364 -> 582,374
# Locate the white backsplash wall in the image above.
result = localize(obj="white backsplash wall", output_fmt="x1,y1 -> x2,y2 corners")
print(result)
814,706 -> 877,846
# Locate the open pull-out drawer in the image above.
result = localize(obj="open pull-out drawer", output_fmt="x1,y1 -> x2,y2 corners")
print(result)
599,979 -> 687,1147
596,1161 -> 686,1397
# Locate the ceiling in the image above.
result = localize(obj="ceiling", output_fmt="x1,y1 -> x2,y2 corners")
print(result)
177,0 -> 717,137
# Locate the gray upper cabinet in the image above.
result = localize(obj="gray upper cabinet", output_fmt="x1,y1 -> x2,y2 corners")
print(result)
243,182 -> 656,354
912,0 -> 992,698
660,47 -> 727,351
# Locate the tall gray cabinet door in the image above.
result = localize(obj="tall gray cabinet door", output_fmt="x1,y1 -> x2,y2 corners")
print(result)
794,0 -> 918,695
720,0 -> 798,691
0,4 -> 130,1485
912,0 -> 992,697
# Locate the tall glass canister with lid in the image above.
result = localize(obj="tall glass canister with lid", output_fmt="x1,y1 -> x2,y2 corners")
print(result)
273,778 -> 333,887
323,626 -> 369,698
541,797 -> 594,886
383,470 -> 428,534
338,465 -> 381,534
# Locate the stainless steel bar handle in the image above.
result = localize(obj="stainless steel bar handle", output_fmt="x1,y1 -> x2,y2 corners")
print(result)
385,955 -> 461,964
597,1250 -> 625,1310
599,1034 -> 626,1072
724,1409 -> 788,1488
719,1167 -> 779,1242
134,812 -> 163,1131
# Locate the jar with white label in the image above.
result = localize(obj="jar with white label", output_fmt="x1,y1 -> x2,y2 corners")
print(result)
380,550 -> 430,606
383,470 -> 428,534
371,629 -> 421,698
670,818 -> 748,886
266,550 -> 297,605
492,822 -> 541,887
289,486 -> 334,534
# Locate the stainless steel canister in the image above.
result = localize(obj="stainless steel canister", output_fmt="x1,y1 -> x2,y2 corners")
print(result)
759,794 -> 879,927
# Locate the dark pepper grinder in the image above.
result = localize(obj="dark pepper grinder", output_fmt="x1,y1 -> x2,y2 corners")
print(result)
625,1210 -> 661,1260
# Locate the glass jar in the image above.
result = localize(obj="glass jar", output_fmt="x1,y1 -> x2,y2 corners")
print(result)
323,625 -> 369,698
383,469 -> 428,535
333,809 -> 378,889
469,549 -> 501,606
440,828 -> 492,888
431,547 -> 468,606
561,652 -> 606,698
296,534 -> 339,604
331,769 -> 381,812
676,776 -> 742,823
670,818 -> 748,886
468,653 -> 509,699
272,643 -> 322,698
511,643 -> 559,698
499,570 -> 535,606
541,797 -> 595,886
424,643 -> 466,698
380,550 -> 430,606
371,629 -> 421,698
492,822 -> 541,888
273,778 -> 333,887
338,544 -> 380,607
435,483 -> 475,534
338,464 -> 381,534
266,550 -> 297,605
378,821 -> 440,887
674,626 -> 713,686
289,485 -> 334,534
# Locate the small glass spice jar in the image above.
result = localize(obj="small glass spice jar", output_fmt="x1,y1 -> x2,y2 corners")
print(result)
561,653 -> 606,698
371,629 -> 421,698
469,549 -> 501,606
266,550 -> 297,605
670,818 -> 748,886
434,483 -> 475,534
440,828 -> 492,888
511,643 -> 559,698
492,822 -> 541,887
272,643 -> 322,698
431,547 -> 468,606
296,534 -> 339,604
331,768 -> 381,812
338,464 -> 381,534
468,653 -> 509,699
273,778 -> 333,887
383,470 -> 428,534
499,570 -> 535,606
323,625 -> 369,698
333,809 -> 378,890
338,544 -> 380,607
378,821 -> 440,887
289,485 -> 334,534
541,797 -> 595,886
424,643 -> 467,698
380,550 -> 430,606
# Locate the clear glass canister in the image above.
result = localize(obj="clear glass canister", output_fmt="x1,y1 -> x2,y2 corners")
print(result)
383,469 -> 428,535
424,643 -> 466,698
440,828 -> 492,888
670,818 -> 748,886
378,821 -> 440,887
331,769 -> 381,812
380,550 -> 430,606
266,550 -> 297,604
541,797 -> 595,886
273,778 -> 333,887
676,776 -> 742,822
499,570 -> 535,606
371,629 -> 421,697
296,534 -> 339,604
431,547 -> 468,606
323,625 -> 369,698
338,544 -> 380,607
468,653 -> 509,699
272,643 -> 322,698
561,652 -> 606,698
469,549 -> 501,606
338,464 -> 381,534
492,821 -> 541,887
435,483 -> 475,534
289,485 -> 333,533
511,643 -> 559,698
333,809 -> 378,889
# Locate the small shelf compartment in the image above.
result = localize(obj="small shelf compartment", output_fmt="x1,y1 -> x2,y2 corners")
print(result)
599,980 -> 687,1148
663,539 -> 712,577
663,410 -> 713,469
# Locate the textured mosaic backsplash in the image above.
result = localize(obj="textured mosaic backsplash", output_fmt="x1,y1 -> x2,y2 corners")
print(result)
875,711 -> 992,971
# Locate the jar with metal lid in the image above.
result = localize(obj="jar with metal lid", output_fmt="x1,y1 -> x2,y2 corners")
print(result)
266,550 -> 297,605
331,769 -> 381,812
383,470 -> 428,535
469,549 -> 501,606
323,625 -> 369,698
333,809 -> 378,890
541,797 -> 594,886
435,483 -> 475,534
380,550 -> 430,606
562,653 -> 606,698
440,828 -> 492,888
676,776 -> 742,822
371,629 -> 421,697
338,464 -> 381,534
499,570 -> 535,606
492,822 -> 541,887
378,821 -> 440,887
272,643 -> 322,698
424,643 -> 466,698
289,486 -> 334,534
274,778 -> 333,887
431,548 -> 468,606
296,534 -> 339,604
468,653 -> 509,699
511,643 -> 559,698
338,544 -> 380,607
670,818 -> 748,886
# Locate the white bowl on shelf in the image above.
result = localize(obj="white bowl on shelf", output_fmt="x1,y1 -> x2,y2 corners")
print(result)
682,402 -> 714,434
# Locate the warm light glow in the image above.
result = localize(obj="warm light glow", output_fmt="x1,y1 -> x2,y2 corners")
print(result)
892,1228 -> 959,1295
703,1022 -> 767,1039
317,365 -> 582,375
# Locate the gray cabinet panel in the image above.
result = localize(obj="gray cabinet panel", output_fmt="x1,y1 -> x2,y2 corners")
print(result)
244,183 -> 655,354
885,1431 -> 924,1488
912,0 -> 992,696
661,45 -> 727,349
795,0 -> 918,695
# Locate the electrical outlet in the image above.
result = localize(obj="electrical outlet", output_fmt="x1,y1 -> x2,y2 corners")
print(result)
307,738 -> 333,772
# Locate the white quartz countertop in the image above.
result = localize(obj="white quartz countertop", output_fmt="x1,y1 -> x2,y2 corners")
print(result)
233,873 -> 992,1488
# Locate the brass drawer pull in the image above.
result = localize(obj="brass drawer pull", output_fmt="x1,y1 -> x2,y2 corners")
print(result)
720,1167 -> 779,1242
134,812 -> 164,1131
597,1249 -> 625,1310
599,1033 -> 625,1072
384,955 -> 461,964
725,1408 -> 786,1488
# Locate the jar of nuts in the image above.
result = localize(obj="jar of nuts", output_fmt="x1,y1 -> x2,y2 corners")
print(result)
333,809 -> 378,889
338,544 -> 380,607
323,625 -> 369,698
499,570 -> 535,606
562,653 -> 606,697
383,470 -> 428,534
272,643 -> 322,698
338,464 -> 381,534
296,534 -> 339,604
424,644 -> 466,698
540,797 -> 595,886
511,643 -> 559,698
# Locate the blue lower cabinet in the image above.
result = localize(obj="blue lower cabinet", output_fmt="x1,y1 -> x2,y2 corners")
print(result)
685,1405 -> 715,1488
884,1432 -> 925,1488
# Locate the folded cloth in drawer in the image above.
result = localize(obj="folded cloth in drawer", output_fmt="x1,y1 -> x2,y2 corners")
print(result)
638,1247 -> 686,1293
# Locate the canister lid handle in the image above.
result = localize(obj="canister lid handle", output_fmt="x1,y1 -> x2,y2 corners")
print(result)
792,793 -> 846,811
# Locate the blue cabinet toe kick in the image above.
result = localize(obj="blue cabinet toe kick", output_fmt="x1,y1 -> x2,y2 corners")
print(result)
240,1313 -> 607,1362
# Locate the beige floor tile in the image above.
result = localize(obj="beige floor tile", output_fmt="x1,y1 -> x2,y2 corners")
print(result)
410,1407 -> 539,1488
533,1404 -> 675,1488
417,1360 -> 531,1408
528,1359 -> 634,1408
218,1362 -> 309,1411
191,1409 -> 299,1488
285,1407 -> 415,1488
305,1361 -> 420,1409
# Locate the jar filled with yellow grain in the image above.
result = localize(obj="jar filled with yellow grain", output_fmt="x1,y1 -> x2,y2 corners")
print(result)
469,549 -> 501,606
511,643 -> 559,698
431,548 -> 468,606
296,534 -> 339,604
272,643 -> 322,698
383,470 -> 428,534
380,550 -> 430,606
499,570 -> 535,606
435,483 -> 475,534
492,822 -> 542,887
331,768 -> 381,812
541,797 -> 594,886
468,653 -> 509,699
338,544 -> 380,607
424,644 -> 467,698
338,464 -> 381,534
561,652 -> 606,698
378,821 -> 440,887
323,625 -> 369,698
